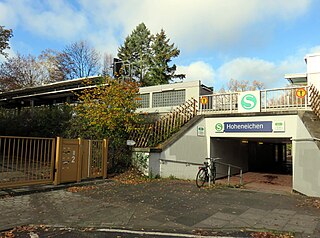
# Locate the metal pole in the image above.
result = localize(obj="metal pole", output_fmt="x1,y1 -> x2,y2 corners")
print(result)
240,169 -> 243,185
227,165 -> 231,185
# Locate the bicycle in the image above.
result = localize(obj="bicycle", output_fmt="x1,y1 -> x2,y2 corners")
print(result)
196,157 -> 219,188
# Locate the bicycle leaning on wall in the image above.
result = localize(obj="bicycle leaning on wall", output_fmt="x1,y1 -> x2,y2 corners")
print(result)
196,157 -> 220,188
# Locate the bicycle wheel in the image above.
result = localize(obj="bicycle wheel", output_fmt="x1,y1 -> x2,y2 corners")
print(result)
211,166 -> 216,184
196,168 -> 208,188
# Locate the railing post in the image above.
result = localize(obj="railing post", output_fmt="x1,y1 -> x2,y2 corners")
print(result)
305,86 -> 308,109
229,92 -> 232,113
199,96 -> 202,114
227,165 -> 231,185
263,90 -> 267,111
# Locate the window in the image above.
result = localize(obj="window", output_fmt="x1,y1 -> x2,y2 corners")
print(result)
137,93 -> 150,108
152,90 -> 186,107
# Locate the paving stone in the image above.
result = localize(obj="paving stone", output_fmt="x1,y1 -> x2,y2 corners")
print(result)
193,216 -> 229,229
210,212 -> 237,221
239,208 -> 267,220
1,179 -> 320,237
272,208 -> 297,215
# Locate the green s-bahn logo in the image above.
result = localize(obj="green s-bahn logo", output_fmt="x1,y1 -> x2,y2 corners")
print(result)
215,123 -> 223,132
241,94 -> 257,110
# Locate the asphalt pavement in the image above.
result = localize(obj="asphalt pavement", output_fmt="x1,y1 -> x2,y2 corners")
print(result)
0,179 -> 320,237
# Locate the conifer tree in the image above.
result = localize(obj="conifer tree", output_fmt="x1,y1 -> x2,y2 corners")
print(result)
118,23 -> 153,85
149,29 -> 184,85
118,23 -> 184,86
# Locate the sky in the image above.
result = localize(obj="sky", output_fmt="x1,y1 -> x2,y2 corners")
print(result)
1,0 -> 320,90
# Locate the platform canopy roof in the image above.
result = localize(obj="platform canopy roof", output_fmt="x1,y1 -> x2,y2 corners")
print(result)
284,73 -> 307,86
0,76 -> 102,108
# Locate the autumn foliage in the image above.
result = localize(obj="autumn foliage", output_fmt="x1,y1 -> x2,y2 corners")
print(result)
73,76 -> 141,140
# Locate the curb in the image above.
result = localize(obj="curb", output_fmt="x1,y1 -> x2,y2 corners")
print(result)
0,179 -> 111,198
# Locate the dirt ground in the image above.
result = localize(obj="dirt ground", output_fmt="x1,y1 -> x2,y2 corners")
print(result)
216,172 -> 293,194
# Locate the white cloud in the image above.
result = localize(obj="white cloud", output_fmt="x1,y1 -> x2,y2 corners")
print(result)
177,49 -> 313,91
0,48 -> 16,63
217,58 -> 281,88
0,1 -> 17,27
176,61 -> 215,85
79,0 -> 311,53
0,0 -> 88,41
0,0 -> 312,55
307,45 -> 320,55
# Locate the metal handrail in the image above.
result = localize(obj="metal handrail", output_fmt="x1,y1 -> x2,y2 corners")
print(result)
199,85 -> 311,114
213,160 -> 243,186
292,137 -> 320,142
159,158 -> 243,185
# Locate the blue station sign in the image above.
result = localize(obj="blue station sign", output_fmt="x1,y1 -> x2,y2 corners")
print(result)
223,121 -> 272,132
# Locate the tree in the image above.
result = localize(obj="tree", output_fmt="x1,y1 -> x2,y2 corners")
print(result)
149,29 -> 185,85
38,49 -> 65,82
102,52 -> 114,77
226,78 -> 265,92
0,53 -> 50,91
0,26 -> 13,58
118,23 -> 153,85
70,76 -> 141,168
118,23 -> 184,86
73,76 -> 141,139
56,40 -> 101,80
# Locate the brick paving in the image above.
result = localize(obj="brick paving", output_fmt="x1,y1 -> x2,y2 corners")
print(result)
217,172 -> 292,194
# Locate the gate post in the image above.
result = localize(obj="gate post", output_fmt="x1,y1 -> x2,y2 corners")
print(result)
77,138 -> 82,183
54,137 -> 62,185
103,139 -> 108,179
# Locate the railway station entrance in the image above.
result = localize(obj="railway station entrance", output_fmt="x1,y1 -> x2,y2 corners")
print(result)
211,137 -> 292,175
210,137 -> 293,192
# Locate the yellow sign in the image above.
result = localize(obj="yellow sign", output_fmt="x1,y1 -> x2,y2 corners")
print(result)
200,96 -> 208,104
296,88 -> 307,98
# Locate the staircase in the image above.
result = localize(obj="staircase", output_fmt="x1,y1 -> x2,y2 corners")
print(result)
300,85 -> 320,149
130,99 -> 198,148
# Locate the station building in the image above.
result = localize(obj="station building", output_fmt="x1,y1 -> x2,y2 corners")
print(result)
135,53 -> 320,197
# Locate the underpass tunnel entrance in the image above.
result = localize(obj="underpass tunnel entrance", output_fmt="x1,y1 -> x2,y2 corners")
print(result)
247,139 -> 292,174
211,137 -> 292,176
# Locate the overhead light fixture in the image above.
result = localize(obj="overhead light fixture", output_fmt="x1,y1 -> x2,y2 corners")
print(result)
241,140 -> 248,144
258,142 -> 263,145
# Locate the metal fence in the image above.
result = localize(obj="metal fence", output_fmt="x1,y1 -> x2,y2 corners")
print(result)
0,136 -> 55,188
87,139 -> 107,178
199,86 -> 310,114
261,86 -> 309,111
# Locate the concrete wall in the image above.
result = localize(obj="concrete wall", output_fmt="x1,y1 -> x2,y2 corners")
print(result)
292,117 -> 320,197
293,141 -> 320,196
306,53 -> 320,90
158,117 -> 208,179
210,138 -> 249,178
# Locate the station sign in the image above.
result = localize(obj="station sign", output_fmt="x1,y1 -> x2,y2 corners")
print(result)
214,120 -> 286,133
238,91 -> 261,113
197,126 -> 205,136
273,121 -> 285,132
215,121 -> 273,133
